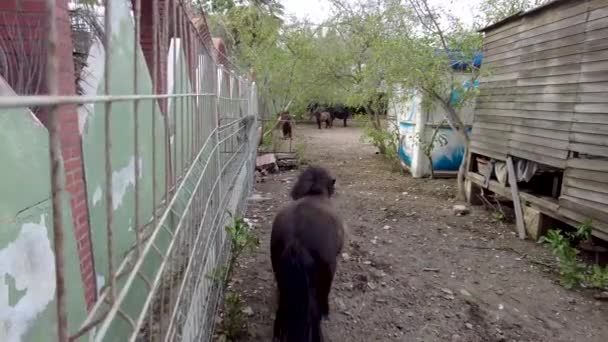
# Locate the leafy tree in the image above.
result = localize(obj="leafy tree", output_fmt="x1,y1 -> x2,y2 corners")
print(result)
475,0 -> 550,27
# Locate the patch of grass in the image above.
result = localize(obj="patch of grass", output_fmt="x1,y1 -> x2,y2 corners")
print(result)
540,220 -> 608,290
220,292 -> 249,341
357,116 -> 402,172
210,213 -> 260,340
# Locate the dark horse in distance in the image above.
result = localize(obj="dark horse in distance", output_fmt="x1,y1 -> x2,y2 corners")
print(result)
310,110 -> 333,129
270,166 -> 345,342
308,103 -> 353,128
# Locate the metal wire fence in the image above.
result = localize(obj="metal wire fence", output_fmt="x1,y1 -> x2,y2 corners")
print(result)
0,0 -> 259,341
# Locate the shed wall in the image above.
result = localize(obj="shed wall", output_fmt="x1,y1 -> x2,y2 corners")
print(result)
473,0 -> 608,235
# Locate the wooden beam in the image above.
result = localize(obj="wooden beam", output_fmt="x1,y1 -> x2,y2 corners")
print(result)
507,157 -> 527,240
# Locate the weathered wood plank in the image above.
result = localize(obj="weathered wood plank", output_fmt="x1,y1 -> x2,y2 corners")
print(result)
511,125 -> 570,141
476,115 -> 573,131
571,123 -> 608,135
573,113 -> 608,124
567,158 -> 608,172
559,195 -> 608,226
486,22 -> 588,55
582,49 -> 608,63
471,140 -> 509,154
477,93 -> 578,103
578,71 -> 608,83
485,6 -> 590,45
570,132 -> 608,147
564,177 -> 608,196
509,147 -> 567,168
563,185 -> 608,206
474,109 -> 574,121
577,93 -> 608,103
565,168 -> 608,183
470,145 -> 507,160
479,84 -> 580,96
471,127 -> 506,139
569,142 -> 608,156
476,101 -> 574,113
488,55 -> 583,76
574,101 -> 608,113
486,31 -> 586,63
510,132 -> 570,150
509,140 -> 569,160
471,130 -> 511,144
588,6 -> 608,22
517,73 -> 581,86
473,121 -> 512,132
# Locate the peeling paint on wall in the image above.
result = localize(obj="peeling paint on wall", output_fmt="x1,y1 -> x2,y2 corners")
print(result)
0,215 -> 56,342
111,156 -> 143,211
96,274 -> 105,296
92,186 -> 103,207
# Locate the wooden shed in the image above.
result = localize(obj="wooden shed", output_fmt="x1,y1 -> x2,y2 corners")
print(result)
467,0 -> 608,241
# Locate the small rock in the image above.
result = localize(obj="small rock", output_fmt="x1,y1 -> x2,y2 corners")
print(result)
342,253 -> 350,261
405,311 -> 415,317
441,288 -> 453,295
367,282 -> 377,290
465,322 -> 473,330
460,289 -> 472,297
336,299 -> 347,312
383,225 -> 391,230
242,306 -> 254,317
594,291 -> 608,301
453,204 -> 470,216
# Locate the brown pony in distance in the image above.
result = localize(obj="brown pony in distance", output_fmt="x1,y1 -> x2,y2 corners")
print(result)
311,111 -> 332,129
279,111 -> 293,139
270,166 -> 345,342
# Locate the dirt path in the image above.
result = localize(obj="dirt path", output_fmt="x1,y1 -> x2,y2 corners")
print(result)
219,124 -> 607,342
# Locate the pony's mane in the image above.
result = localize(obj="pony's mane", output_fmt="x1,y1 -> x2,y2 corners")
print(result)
290,166 -> 336,200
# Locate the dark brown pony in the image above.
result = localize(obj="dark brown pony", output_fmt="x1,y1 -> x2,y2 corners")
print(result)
311,111 -> 332,129
279,111 -> 294,139
270,166 -> 345,342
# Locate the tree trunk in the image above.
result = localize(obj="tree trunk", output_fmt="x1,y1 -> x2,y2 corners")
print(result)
426,154 -> 434,179
457,142 -> 469,201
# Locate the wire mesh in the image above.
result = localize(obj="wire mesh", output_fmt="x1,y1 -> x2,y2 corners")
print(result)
0,0 -> 259,341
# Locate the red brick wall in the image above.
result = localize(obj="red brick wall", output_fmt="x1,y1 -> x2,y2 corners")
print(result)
140,0 -> 170,113
0,0 -> 97,309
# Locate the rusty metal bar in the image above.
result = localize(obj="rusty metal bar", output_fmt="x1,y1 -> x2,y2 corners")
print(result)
46,0 -> 68,340
133,0 -> 142,256
179,5 -> 186,178
104,0 -> 116,304
171,0 -> 178,194
163,0 -> 172,212
0,93 -> 215,109
151,16 -> 160,342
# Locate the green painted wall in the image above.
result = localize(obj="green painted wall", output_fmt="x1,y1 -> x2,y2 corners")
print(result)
0,97 -> 87,341
79,0 -> 168,338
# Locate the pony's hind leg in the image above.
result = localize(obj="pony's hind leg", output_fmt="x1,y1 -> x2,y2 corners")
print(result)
316,263 -> 335,320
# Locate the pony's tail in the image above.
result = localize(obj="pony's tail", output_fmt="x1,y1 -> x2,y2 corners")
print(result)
273,243 -> 322,342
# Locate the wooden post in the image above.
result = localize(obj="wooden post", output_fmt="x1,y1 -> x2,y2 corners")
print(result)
507,157 -> 527,240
